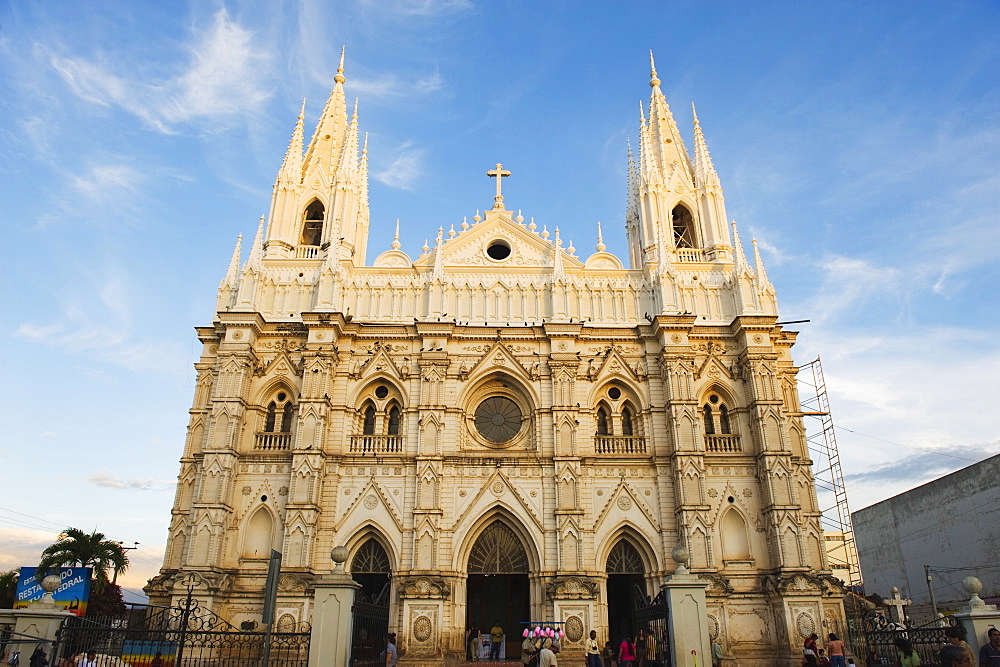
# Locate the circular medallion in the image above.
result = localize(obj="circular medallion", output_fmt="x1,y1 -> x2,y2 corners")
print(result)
796,611 -> 816,638
566,616 -> 584,643
708,614 -> 720,640
617,496 -> 632,510
491,481 -> 505,496
364,495 -> 378,509
413,615 -> 432,642
474,396 -> 522,444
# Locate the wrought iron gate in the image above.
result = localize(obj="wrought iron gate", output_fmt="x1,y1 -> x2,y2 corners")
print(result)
54,597 -> 310,666
349,600 -> 389,666
846,609 -> 954,666
632,587 -> 671,667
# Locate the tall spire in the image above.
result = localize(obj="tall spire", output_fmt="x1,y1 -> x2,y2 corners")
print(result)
391,219 -> 401,250
219,234 -> 242,292
359,132 -> 370,214
596,221 -> 606,253
731,220 -> 751,276
340,98 -> 360,178
303,46 -> 349,176
752,238 -> 773,290
645,51 -> 692,178
245,216 -> 265,273
278,100 -> 306,183
691,103 -> 721,190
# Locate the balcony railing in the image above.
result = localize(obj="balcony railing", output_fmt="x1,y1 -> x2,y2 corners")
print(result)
350,435 -> 404,454
254,432 -> 292,450
705,434 -> 741,453
675,248 -> 704,262
595,436 -> 647,454
296,245 -> 320,259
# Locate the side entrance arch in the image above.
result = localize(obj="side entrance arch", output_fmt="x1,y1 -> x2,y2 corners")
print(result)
606,539 -> 646,643
466,520 -> 531,660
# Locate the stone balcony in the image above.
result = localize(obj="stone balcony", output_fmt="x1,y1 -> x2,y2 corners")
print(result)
594,435 -> 647,454
296,245 -> 320,259
254,432 -> 292,450
350,435 -> 404,454
705,434 -> 741,453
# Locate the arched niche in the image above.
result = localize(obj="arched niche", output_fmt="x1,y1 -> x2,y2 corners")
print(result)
720,509 -> 752,562
243,507 -> 274,559
301,199 -> 325,246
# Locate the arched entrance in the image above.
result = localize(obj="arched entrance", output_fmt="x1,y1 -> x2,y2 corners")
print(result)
606,540 -> 646,643
351,538 -> 391,604
466,520 -> 530,660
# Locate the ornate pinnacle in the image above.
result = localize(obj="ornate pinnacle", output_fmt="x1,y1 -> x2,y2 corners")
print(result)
335,46 -> 346,84
391,219 -> 401,250
596,221 -> 606,252
649,50 -> 660,88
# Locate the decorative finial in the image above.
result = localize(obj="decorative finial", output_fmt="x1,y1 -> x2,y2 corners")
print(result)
391,219 -> 401,250
541,225 -> 549,240
335,46 -> 346,84
639,100 -> 646,124
436,227 -> 444,245
554,227 -> 562,247
486,163 -> 511,210
298,98 -> 306,121
691,102 -> 700,126
448,224 -> 456,238
529,217 -> 536,232
567,239 -> 575,256
473,209 -> 482,223
516,209 -> 524,224
461,216 -> 469,231
352,97 -> 359,120
649,50 -> 660,87
422,239 -> 430,254
596,221 -> 606,252
362,132 -> 368,155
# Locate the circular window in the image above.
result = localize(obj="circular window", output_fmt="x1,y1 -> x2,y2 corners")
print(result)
374,385 -> 389,399
608,387 -> 622,400
710,394 -> 719,404
277,392 -> 287,402
486,240 -> 511,261
474,396 -> 522,443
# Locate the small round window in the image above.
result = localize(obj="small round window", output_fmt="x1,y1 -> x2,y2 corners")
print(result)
608,387 -> 622,400
375,385 -> 389,399
710,394 -> 719,404
486,240 -> 511,261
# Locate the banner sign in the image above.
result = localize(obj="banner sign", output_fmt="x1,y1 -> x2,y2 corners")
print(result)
14,567 -> 91,616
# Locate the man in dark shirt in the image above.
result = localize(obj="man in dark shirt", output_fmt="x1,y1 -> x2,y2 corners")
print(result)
979,627 -> 1000,666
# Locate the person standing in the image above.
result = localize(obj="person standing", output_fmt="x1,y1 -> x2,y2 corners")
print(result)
942,626 -> 973,665
711,639 -> 723,667
28,646 -> 46,667
78,650 -> 99,667
468,623 -> 481,661
979,627 -> 1000,666
826,633 -> 846,667
538,639 -> 558,667
384,634 -> 398,667
939,644 -> 973,666
490,621 -> 504,661
804,633 -> 819,666
893,637 -> 920,666
522,633 -> 539,665
618,635 -> 636,667
635,631 -> 647,667
586,631 -> 602,667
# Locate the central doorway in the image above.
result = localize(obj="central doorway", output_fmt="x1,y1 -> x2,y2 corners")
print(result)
466,520 -> 530,660
606,540 -> 646,644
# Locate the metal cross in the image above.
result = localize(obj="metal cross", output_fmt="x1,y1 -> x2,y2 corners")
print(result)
486,163 -> 511,209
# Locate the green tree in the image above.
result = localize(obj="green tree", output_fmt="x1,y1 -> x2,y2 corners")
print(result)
37,528 -> 129,594
0,569 -> 18,608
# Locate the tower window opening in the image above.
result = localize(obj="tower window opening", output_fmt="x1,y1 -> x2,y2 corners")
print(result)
622,407 -> 634,437
363,405 -> 376,436
719,405 -> 731,435
301,201 -> 325,246
703,404 -> 715,435
388,405 -> 401,436
486,240 -> 511,261
671,204 -> 696,248
596,407 -> 609,436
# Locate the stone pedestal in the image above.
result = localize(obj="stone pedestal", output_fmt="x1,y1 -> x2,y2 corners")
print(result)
308,548 -> 361,667
952,577 -> 1000,657
0,602 -> 73,663
663,556 -> 710,667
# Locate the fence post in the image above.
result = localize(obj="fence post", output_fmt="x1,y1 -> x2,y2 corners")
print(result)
953,577 -> 1000,657
662,546 -> 710,667
309,547 -> 361,667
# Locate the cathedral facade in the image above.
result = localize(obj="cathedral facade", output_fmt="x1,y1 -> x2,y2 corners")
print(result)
147,55 -> 845,664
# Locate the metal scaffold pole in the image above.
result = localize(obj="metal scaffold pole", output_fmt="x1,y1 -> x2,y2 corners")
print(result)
798,356 -> 862,589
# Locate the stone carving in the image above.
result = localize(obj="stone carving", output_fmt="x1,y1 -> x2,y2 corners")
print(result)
364,495 -> 378,509
565,616 -> 584,643
546,576 -> 598,600
707,613 -> 720,640
617,496 -> 632,510
399,576 -> 451,600
795,611 -> 816,638
412,615 -> 432,642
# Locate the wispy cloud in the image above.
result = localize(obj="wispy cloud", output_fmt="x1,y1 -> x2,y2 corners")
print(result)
86,474 -> 173,491
376,141 -> 425,190
48,9 -> 272,133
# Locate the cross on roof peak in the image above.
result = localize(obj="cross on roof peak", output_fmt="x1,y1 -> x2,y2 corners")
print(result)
486,163 -> 511,210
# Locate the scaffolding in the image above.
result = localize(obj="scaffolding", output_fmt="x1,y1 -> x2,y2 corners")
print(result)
798,356 -> 862,588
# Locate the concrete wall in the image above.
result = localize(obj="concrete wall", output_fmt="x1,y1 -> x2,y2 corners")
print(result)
853,454 -> 1000,607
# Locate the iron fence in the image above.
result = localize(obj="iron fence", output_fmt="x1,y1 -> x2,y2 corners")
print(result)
846,609 -> 955,666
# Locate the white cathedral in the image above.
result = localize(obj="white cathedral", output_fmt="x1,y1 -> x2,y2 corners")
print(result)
147,54 -> 846,664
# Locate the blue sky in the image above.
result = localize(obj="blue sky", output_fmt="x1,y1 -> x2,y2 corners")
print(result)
1,1 -> 998,591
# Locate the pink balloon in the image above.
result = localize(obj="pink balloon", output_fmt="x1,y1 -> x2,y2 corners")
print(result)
522,629 -> 529,637
558,629 -> 565,638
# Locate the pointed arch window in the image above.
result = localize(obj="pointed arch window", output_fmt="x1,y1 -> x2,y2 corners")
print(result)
622,407 -> 634,437
671,204 -> 696,248
301,200 -> 325,246
606,540 -> 645,574
468,520 -> 529,574
281,402 -> 295,432
387,405 -> 401,436
719,405 -> 731,435
703,404 -> 716,435
265,402 -> 277,433
596,407 -> 609,436
363,406 -> 376,436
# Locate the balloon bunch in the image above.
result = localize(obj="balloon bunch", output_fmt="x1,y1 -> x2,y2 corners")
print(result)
523,625 -> 566,639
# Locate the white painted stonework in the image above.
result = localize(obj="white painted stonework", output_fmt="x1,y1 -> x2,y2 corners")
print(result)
147,53 -> 845,664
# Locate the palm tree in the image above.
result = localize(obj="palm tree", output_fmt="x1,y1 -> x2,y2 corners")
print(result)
37,528 -> 129,593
